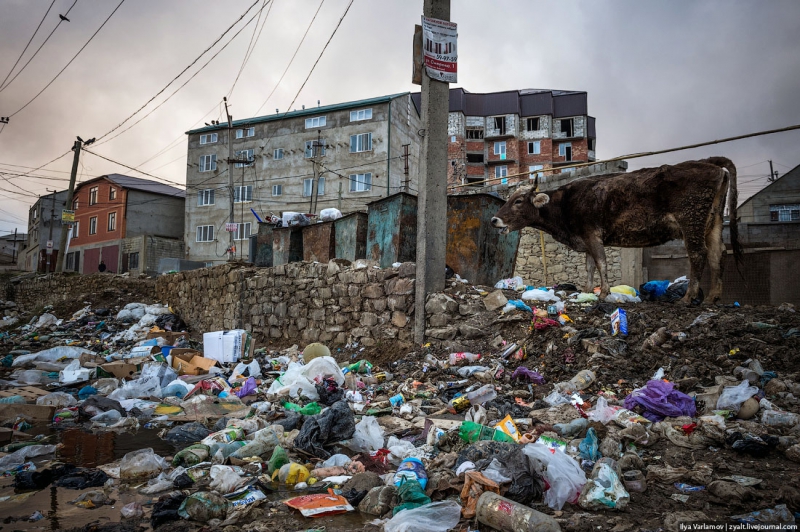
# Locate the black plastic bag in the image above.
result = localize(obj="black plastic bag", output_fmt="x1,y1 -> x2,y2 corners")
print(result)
14,464 -> 76,491
274,410 -> 304,432
316,377 -> 345,406
151,491 -> 187,529
163,422 -> 212,445
293,401 -> 355,458
497,446 -> 544,504
55,468 -> 109,489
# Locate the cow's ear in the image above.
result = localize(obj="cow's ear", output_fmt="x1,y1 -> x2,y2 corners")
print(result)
532,193 -> 549,208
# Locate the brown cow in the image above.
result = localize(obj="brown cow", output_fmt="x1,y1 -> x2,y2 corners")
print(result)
491,157 -> 742,303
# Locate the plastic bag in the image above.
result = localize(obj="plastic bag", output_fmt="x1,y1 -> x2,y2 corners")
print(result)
523,443 -> 587,510
274,462 -> 310,484
623,380 -> 696,422
91,410 -> 122,426
521,288 -> 560,302
571,292 -> 599,303
387,437 -> 421,465
209,465 -> 245,494
383,500 -> 461,532
59,359 -> 92,384
716,381 -> 759,413
483,458 -> 513,484
605,293 -> 641,304
232,360 -> 261,379
119,448 -> 168,480
293,400 -> 356,459
320,208 -> 343,221
544,390 -> 571,406
36,392 -> 77,408
0,445 -> 58,470
229,427 -> 280,460
120,501 -> 144,518
495,276 -> 525,290
502,300 -> 532,313
588,396 -> 617,424
578,459 -> 630,510
268,445 -> 289,474
300,356 -> 345,386
178,491 -> 229,522
267,362 -> 319,400
12,346 -> 90,367
579,427 -> 601,460
348,415 -> 384,452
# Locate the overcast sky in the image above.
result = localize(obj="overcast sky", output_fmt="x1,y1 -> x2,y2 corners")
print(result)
1,0 -> 799,236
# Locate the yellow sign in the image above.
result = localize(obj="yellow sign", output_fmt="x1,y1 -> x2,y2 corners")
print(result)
61,209 -> 75,223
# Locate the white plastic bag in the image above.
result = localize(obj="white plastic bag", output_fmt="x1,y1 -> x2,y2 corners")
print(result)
716,380 -> 759,412
495,276 -> 525,290
544,390 -> 571,406
12,346 -> 91,367
300,356 -> 345,386
605,293 -> 641,304
209,465 -> 246,494
588,396 -> 617,424
348,416 -> 384,452
0,445 -> 57,470
383,500 -> 462,532
37,391 -> 78,408
523,443 -> 587,510
522,289 -> 560,302
320,208 -> 343,221
59,359 -> 92,384
321,454 -> 351,468
267,362 -> 319,400
232,360 -> 261,379
119,448 -> 168,480
578,461 -> 630,510
482,458 -> 512,484
386,436 -> 422,465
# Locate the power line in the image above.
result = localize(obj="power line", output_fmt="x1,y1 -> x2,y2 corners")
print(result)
81,149 -> 185,190
0,0 -> 79,93
8,0 -> 126,118
93,0 -> 265,147
0,0 -> 57,90
253,0 -> 326,116
228,0 -> 274,99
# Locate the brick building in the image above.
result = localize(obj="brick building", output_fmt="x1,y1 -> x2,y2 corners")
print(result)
66,174 -> 185,275
412,88 -> 596,189
21,189 -> 68,273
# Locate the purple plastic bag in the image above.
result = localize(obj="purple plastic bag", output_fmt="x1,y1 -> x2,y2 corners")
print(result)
234,377 -> 258,398
511,367 -> 545,384
624,379 -> 696,422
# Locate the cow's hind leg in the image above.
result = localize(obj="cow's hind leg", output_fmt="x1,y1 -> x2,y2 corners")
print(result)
585,237 -> 609,298
586,253 -> 597,293
681,228 -> 709,304
705,176 -> 729,302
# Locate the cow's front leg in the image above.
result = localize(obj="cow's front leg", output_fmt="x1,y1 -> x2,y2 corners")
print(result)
585,238 -> 609,298
585,253 -> 596,293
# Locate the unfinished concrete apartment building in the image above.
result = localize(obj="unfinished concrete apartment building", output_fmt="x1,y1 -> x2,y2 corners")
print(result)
411,88 -> 596,189
184,93 -> 421,265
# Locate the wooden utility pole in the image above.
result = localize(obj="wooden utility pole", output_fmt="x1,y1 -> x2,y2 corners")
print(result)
337,181 -> 343,211
224,97 -> 234,260
402,144 -> 410,192
414,0 -> 451,344
55,139 -> 82,273
46,188 -> 56,273
310,132 -> 323,214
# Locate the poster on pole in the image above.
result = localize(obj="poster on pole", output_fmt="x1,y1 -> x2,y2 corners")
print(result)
225,223 -> 238,232
421,16 -> 457,83
46,240 -> 53,255
61,209 -> 75,223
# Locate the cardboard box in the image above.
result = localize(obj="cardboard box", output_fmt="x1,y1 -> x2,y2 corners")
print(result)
202,330 -> 253,364
171,349 -> 217,376
129,345 -> 162,358
97,357 -> 148,380
0,404 -> 56,424
79,352 -> 106,368
146,330 -> 189,344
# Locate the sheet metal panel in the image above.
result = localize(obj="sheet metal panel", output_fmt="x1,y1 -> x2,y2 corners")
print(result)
302,221 -> 336,263
366,193 -> 417,268
272,226 -> 303,266
334,212 -> 368,262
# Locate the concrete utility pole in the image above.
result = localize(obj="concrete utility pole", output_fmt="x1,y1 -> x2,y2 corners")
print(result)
768,160 -> 778,182
46,188 -> 56,273
224,97 -> 234,260
55,139 -> 82,273
402,144 -> 410,192
414,0 -> 451,344
310,132 -> 323,214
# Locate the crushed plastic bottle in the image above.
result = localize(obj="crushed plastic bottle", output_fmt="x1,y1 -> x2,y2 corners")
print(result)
467,384 -> 497,406
449,352 -> 481,365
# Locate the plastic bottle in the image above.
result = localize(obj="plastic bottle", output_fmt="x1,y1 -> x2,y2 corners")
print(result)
449,352 -> 481,365
0,396 -> 26,404
393,457 -> 428,489
569,369 -> 596,391
475,492 -> 560,532
458,421 -> 516,443
447,395 -> 471,414
467,384 -> 497,406
761,409 -> 800,428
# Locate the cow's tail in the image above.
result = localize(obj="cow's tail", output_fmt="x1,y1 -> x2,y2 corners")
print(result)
706,156 -> 743,265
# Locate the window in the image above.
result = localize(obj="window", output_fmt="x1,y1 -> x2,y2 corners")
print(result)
235,127 -> 255,139
770,204 -> 800,222
234,149 -> 254,167
493,116 -> 506,135
234,222 -> 251,241
526,117 -> 540,131
196,225 -> 214,242
529,165 -> 545,180
109,187 -> 116,200
495,166 -> 508,179
350,109 -> 372,121
198,189 -> 215,206
32,207 -> 38,220
71,222 -> 79,238
466,177 -> 483,188
350,173 -> 372,192
73,199 -> 78,210
305,139 -> 326,158
272,184 -> 282,196
233,185 -> 253,203
528,141 -> 541,155
66,252 -> 79,272
466,153 -> 484,163
303,178 -> 325,197
559,142 -> 572,161
588,138 -> 596,151
200,133 -> 218,144
561,119 -> 574,137
466,127 -> 484,139
305,116 -> 326,129
107,212 -> 116,231
89,187 -> 98,205
350,133 -> 372,153
89,216 -> 97,235
494,141 -> 506,156
450,135 -> 457,143
129,252 -> 139,270
273,148 -> 284,160
199,154 -> 217,172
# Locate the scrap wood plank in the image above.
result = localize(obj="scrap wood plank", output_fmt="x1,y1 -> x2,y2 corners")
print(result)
0,386 -> 50,403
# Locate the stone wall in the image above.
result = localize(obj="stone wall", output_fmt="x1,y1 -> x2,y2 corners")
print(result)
155,261 -> 418,347
514,228 -> 622,288
11,273 -> 156,311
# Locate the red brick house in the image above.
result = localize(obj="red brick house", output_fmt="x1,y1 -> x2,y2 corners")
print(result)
66,174 -> 185,275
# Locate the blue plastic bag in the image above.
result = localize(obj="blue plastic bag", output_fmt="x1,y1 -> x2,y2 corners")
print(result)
579,427 -> 600,461
640,280 -> 670,299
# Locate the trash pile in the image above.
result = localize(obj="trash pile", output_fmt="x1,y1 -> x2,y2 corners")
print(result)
0,275 -> 799,532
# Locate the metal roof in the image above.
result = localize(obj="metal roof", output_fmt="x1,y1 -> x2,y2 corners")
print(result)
411,88 -> 588,118
186,92 -> 411,135
77,174 -> 185,198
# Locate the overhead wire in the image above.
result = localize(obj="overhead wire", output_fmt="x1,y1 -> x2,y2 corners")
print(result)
8,0 -> 126,118
0,0 -> 57,90
0,0 -> 79,93
228,0 -> 274,99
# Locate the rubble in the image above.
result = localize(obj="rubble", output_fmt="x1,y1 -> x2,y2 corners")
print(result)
0,272 -> 799,532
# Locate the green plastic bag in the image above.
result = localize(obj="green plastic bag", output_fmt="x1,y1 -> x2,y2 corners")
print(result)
268,445 -> 289,474
283,401 -> 321,416
458,421 -> 516,444
172,443 -> 210,467
392,478 -> 431,515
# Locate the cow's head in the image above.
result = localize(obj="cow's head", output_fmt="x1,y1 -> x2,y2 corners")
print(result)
491,185 -> 550,234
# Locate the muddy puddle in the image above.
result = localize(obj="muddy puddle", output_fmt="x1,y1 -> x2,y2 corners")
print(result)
0,428 -> 372,531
